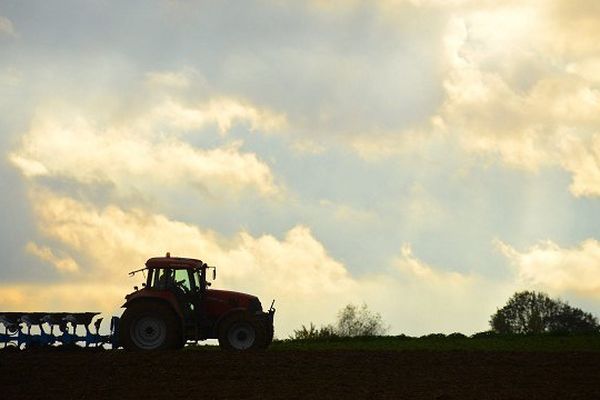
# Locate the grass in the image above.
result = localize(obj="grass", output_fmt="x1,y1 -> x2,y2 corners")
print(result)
269,333 -> 600,352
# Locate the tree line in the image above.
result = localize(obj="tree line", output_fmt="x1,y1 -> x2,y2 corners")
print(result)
291,291 -> 600,340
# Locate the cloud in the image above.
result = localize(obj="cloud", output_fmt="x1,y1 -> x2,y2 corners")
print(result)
377,242 -> 509,333
210,1 -> 447,156
25,242 -> 79,273
496,238 -> 600,298
544,0 -> 600,57
0,188 -> 510,336
393,243 -> 473,286
558,133 -> 600,197
10,189 -> 358,333
145,97 -> 287,135
0,16 -> 16,37
145,70 -> 194,89
435,2 -> 600,197
301,1 -> 600,198
440,10 -> 553,170
9,102 -> 282,197
0,283 -> 129,315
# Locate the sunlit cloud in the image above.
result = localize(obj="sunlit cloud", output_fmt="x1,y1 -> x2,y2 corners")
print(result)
9,103 -> 282,197
436,2 -> 600,197
496,238 -> 600,298
0,284 -> 129,315
25,242 -> 79,274
393,243 -> 472,285
558,134 -> 600,197
543,0 -> 600,57
145,97 -> 287,135
299,0 -> 600,201
14,189 -> 359,333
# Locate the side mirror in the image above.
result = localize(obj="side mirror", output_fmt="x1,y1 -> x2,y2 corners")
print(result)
213,268 -> 216,280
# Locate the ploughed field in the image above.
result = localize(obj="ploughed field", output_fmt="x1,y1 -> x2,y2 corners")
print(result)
2,336 -> 600,399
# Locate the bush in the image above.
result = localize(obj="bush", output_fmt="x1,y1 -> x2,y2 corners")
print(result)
419,333 -> 446,340
490,291 -> 600,335
447,332 -> 467,339
290,323 -> 337,340
289,303 -> 389,340
471,330 -> 498,339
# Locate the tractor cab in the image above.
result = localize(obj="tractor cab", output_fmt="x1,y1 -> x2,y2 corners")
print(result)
143,253 -> 216,292
127,254 -> 216,325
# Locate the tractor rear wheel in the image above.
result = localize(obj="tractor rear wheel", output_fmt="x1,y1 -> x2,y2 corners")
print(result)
218,313 -> 265,351
120,301 -> 181,350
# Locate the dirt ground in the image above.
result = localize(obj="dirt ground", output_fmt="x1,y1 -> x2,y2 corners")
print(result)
1,349 -> 599,399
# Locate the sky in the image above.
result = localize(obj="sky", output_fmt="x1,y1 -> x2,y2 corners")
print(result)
1,0 -> 600,338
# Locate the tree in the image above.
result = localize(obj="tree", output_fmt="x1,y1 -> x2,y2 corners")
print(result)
490,291 -> 599,334
289,303 -> 389,340
336,303 -> 389,337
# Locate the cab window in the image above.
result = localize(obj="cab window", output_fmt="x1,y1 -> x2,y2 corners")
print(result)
189,270 -> 201,291
174,269 -> 192,291
152,268 -> 174,289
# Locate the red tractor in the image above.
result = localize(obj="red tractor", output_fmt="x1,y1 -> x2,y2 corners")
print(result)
119,254 -> 275,350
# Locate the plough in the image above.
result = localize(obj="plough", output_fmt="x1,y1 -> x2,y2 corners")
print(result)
0,312 -> 119,349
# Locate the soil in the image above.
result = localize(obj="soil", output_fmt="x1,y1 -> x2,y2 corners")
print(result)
1,349 -> 599,399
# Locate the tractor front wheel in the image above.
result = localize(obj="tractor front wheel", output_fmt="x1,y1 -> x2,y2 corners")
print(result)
218,314 -> 265,351
120,301 -> 181,350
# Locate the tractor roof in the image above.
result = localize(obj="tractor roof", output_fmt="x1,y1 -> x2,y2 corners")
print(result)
145,255 -> 205,270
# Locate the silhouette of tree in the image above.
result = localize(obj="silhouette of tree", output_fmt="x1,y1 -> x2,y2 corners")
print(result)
290,303 -> 388,339
490,291 -> 599,334
336,303 -> 388,337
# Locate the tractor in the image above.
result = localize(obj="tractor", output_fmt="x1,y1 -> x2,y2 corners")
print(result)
120,253 -> 275,350
0,254 -> 275,351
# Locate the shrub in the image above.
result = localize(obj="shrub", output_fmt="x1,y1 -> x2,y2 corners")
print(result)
471,330 -> 497,339
290,303 -> 389,340
447,332 -> 467,339
290,323 -> 337,340
419,333 -> 446,340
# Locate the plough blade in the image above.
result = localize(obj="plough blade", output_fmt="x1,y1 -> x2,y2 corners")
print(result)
0,312 -> 119,349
